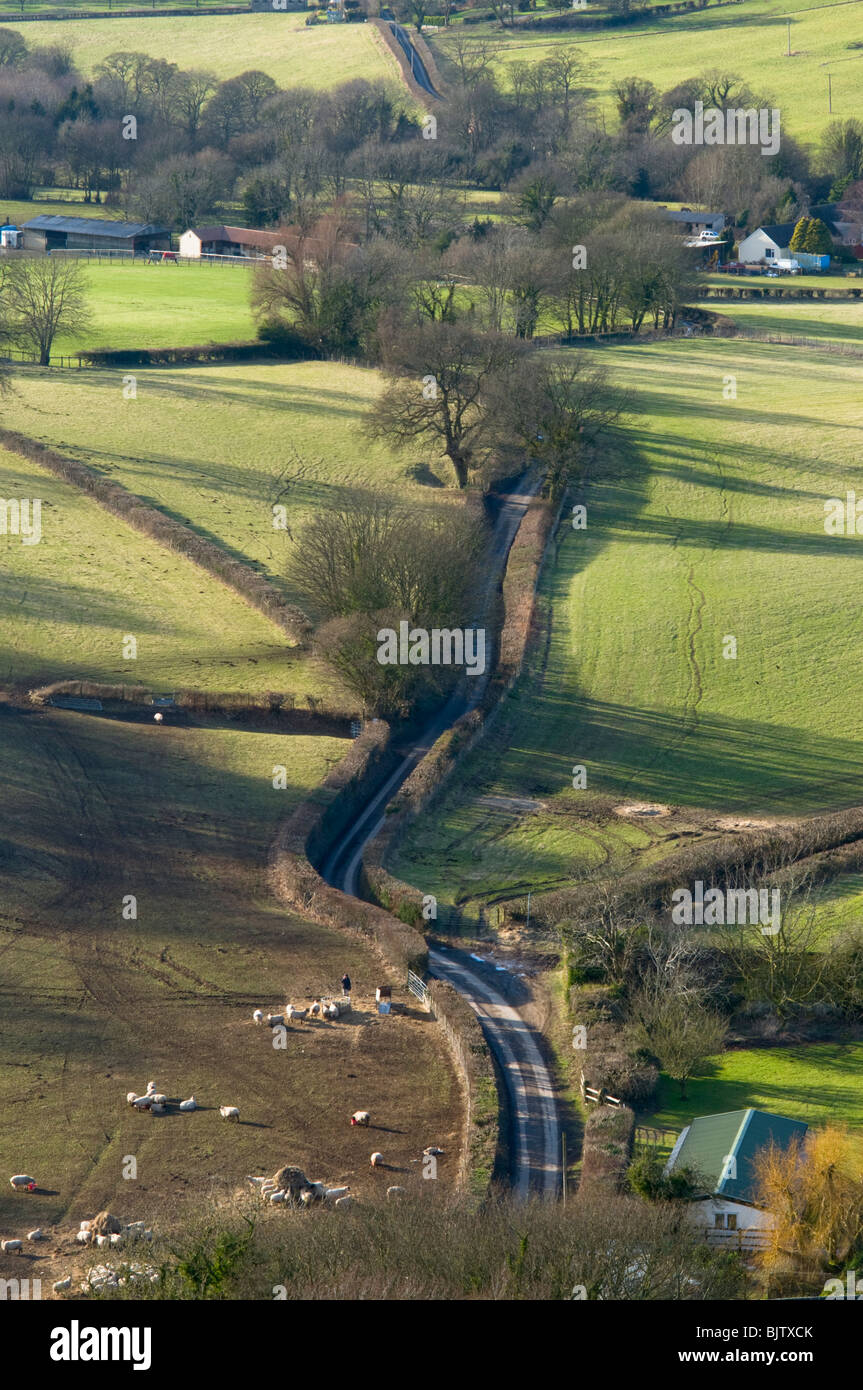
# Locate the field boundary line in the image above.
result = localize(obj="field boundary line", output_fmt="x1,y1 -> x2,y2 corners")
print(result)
0,427 -> 311,644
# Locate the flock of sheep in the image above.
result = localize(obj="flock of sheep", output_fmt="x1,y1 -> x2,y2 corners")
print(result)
2,987 -> 446,1290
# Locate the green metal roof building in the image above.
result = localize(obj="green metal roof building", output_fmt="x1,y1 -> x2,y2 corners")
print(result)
664,1108 -> 809,1206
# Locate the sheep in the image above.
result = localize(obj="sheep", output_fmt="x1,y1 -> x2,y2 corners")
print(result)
423,1146 -> 444,1157
269,1190 -> 286,1204
153,712 -> 163,724
370,1152 -> 384,1167
126,1091 -> 138,1105
285,1005 -> 307,1025
148,1093 -> 168,1106
53,1276 -> 71,1293
95,1234 -> 110,1249
266,1013 -> 284,1028
132,1096 -> 152,1111
109,1233 -> 124,1247
386,1186 -> 406,1199
324,1187 -> 349,1203
1,1239 -> 23,1254
75,1230 -> 92,1245
246,1176 -> 268,1187
27,1229 -> 46,1241
252,1009 -> 264,1025
334,1196 -> 355,1210
308,1000 -> 321,1019
145,1082 -> 157,1094
178,1096 -> 197,1112
351,1111 -> 370,1127
9,1175 -> 37,1192
219,1106 -> 240,1122
323,1003 -> 339,1021
149,1102 -> 166,1116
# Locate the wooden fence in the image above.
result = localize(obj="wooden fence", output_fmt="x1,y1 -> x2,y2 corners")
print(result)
580,1070 -> 622,1108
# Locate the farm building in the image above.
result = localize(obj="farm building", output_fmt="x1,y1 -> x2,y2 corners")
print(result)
22,216 -> 170,254
664,1108 -> 809,1249
179,225 -> 285,259
662,209 -> 726,236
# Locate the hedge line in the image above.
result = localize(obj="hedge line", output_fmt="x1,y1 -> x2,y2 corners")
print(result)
0,428 -> 311,644
578,1104 -> 635,1195
269,720 -> 501,1195
80,335 -> 316,367
28,679 -> 352,731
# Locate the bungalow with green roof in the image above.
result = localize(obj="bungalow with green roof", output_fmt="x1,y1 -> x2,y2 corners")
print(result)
664,1108 -> 808,1246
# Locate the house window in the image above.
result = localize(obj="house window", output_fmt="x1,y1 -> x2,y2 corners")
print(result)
714,1213 -> 725,1228
726,1213 -> 737,1231
765,248 -> 775,258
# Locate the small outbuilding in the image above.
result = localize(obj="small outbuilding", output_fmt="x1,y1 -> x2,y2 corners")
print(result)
179,225 -> 285,259
664,1107 -> 809,1249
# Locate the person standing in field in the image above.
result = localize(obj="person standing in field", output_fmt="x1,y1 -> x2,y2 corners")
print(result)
341,973 -> 351,997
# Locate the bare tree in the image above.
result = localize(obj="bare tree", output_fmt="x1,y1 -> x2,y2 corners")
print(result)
3,257 -> 91,365
366,320 -> 527,488
628,990 -> 727,1100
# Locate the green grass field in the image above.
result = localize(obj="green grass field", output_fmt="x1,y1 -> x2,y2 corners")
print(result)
431,0 -> 863,142
641,1043 -> 863,1160
0,440 -> 335,694
704,293 -> 863,345
52,261 -> 256,353
2,359 -> 460,626
3,12 -> 400,88
390,335 -> 863,911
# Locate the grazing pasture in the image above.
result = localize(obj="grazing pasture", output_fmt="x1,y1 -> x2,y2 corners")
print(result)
2,12 -> 400,89
389,337 -> 863,912
431,2 -> 863,142
0,442 -> 326,696
1,362 -> 459,627
0,706 -> 462,1239
51,261 -> 257,355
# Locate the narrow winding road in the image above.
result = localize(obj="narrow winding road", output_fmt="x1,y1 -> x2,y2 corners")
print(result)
322,478 -> 561,1196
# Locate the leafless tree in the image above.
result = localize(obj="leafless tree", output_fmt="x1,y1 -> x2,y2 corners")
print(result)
3,257 -> 91,365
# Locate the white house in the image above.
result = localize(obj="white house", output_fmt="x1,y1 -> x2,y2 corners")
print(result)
179,225 -> 285,260
664,1107 -> 809,1249
736,222 -> 796,264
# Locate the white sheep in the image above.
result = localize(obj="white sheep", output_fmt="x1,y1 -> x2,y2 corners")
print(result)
178,1096 -> 197,1112
110,1233 -> 125,1247
219,1106 -> 240,1122
308,1000 -> 321,1018
386,1186 -> 406,1199
351,1111 -> 370,1127
323,1003 -> 339,1020
53,1276 -> 71,1293
76,1230 -> 92,1245
370,1152 -> 384,1167
269,1191 -> 286,1204
148,1093 -> 167,1106
252,1009 -> 264,1025
324,1187 -> 349,1202
246,1176 -> 268,1187
126,1091 -> 138,1104
132,1096 -> 152,1111
266,1013 -> 284,1027
153,712 -> 163,724
334,1195 -> 355,1210
95,1234 -> 110,1249
145,1082 -> 157,1095
285,1005 -> 307,1025
27,1229 -> 46,1241
149,1102 -> 166,1116
9,1175 -> 37,1192
1,1239 -> 22,1254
